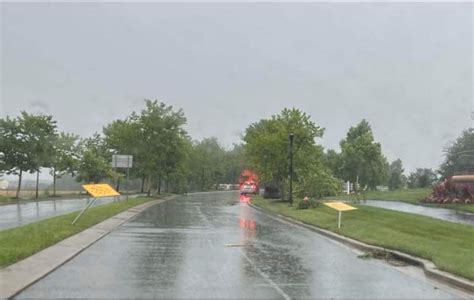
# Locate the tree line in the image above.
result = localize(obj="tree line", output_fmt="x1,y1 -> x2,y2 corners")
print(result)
0,100 -> 245,198
242,108 -> 473,199
1,101 -> 472,200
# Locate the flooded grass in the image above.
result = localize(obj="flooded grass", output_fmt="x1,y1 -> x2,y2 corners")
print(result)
326,188 -> 474,213
0,197 -> 154,268
252,196 -> 474,281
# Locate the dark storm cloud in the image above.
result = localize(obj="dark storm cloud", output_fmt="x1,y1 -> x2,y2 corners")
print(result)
1,2 -> 472,174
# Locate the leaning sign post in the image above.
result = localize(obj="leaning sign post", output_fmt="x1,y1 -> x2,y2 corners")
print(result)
324,202 -> 357,228
71,184 -> 120,225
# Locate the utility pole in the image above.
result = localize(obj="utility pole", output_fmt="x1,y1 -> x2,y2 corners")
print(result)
289,133 -> 294,206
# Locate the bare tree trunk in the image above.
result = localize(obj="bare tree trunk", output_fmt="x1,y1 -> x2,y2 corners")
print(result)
116,177 -> 120,192
16,170 -> 22,199
35,170 -> 40,199
141,176 -> 145,193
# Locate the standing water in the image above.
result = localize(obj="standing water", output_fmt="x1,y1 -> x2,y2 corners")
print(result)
355,200 -> 474,226
0,195 -> 135,230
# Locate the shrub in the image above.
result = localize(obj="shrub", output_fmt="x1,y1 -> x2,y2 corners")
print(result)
296,197 -> 319,209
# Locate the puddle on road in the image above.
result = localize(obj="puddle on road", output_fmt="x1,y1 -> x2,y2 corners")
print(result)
357,251 -> 410,267
225,243 -> 251,247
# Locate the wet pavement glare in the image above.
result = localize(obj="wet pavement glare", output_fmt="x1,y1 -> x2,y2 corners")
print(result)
0,196 -> 134,230
16,192 -> 467,298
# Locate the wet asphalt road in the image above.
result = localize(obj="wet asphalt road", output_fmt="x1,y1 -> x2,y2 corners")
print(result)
356,200 -> 474,226
0,196 -> 135,231
17,192 -> 467,298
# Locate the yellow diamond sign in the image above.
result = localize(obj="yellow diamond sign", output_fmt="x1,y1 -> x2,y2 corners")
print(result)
82,184 -> 120,198
324,202 -> 357,211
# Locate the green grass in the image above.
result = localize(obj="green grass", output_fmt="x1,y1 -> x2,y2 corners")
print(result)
326,188 -> 474,213
252,196 -> 474,280
0,196 -> 156,268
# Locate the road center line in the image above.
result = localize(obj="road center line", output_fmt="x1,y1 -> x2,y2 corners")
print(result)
239,249 -> 291,300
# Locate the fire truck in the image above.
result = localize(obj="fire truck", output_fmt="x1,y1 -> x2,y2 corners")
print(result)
239,170 -> 259,195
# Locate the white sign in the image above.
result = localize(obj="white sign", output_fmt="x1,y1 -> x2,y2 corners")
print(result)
112,155 -> 133,168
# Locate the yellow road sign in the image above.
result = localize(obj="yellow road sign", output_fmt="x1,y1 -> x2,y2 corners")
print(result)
324,202 -> 357,228
324,202 -> 357,211
82,184 -> 120,198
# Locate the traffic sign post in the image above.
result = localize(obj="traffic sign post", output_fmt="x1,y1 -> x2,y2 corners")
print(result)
112,155 -> 133,200
324,202 -> 357,228
72,184 -> 121,225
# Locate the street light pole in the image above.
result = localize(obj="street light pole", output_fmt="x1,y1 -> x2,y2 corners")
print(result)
289,133 -> 294,206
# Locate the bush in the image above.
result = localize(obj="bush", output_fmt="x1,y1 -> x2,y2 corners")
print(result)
296,197 -> 319,209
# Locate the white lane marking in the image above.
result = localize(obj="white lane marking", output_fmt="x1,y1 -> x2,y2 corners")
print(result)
239,249 -> 291,300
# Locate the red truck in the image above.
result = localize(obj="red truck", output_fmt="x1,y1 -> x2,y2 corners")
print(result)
239,170 -> 259,195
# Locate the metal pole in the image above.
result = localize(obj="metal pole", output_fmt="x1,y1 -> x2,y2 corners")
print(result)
126,167 -> 130,201
338,211 -> 342,228
35,170 -> 39,200
72,197 -> 96,225
289,133 -> 294,205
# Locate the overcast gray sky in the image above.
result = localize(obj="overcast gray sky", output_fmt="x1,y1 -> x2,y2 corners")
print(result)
1,2 -> 473,180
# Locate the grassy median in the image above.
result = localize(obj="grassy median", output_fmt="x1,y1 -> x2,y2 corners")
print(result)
0,196 -> 156,268
327,188 -> 474,213
252,196 -> 474,280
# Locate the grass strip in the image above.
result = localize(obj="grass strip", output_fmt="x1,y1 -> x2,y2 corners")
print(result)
252,196 -> 474,280
0,197 -> 155,268
326,188 -> 474,213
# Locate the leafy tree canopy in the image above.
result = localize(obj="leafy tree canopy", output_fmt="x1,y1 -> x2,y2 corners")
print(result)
243,108 -> 337,199
439,128 -> 474,178
388,159 -> 406,190
339,119 -> 389,190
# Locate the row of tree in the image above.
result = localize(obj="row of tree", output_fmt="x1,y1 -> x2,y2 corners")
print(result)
0,112 -> 78,198
1,101 -> 472,200
0,100 -> 246,198
242,108 -> 473,199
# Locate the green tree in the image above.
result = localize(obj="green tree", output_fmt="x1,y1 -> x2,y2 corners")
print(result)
103,118 -> 144,191
388,159 -> 406,190
187,138 -> 226,191
19,113 -> 57,198
0,116 -> 28,198
136,100 -> 187,195
104,100 -> 188,196
323,149 -> 342,178
294,150 -> 340,198
50,132 -> 80,196
222,144 -> 249,184
407,168 -> 437,188
76,134 -> 112,184
243,108 -> 337,199
0,113 -> 57,198
339,119 -> 389,191
439,128 -> 474,178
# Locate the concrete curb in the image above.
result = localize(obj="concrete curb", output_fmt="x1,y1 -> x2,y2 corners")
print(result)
248,202 -> 474,294
0,195 -> 177,299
